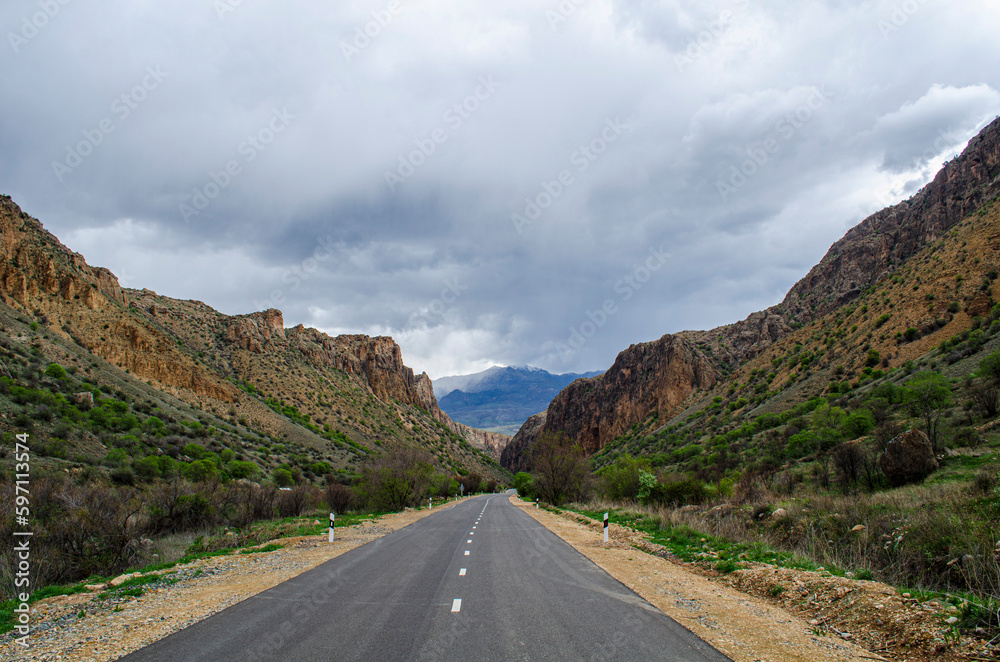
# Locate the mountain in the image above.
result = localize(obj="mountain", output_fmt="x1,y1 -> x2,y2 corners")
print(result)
503,115 -> 1000,471
433,365 -> 603,435
0,195 -> 507,479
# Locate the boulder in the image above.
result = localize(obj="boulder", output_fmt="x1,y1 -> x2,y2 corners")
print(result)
878,429 -> 938,486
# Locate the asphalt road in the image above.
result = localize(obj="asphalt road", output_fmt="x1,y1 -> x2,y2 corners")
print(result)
120,493 -> 731,662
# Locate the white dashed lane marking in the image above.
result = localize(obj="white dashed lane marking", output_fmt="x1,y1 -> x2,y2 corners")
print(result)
452,599 -> 462,613
464,550 -> 470,556
459,568 -> 467,576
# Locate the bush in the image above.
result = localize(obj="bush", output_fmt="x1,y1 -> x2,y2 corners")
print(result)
44,363 -> 67,379
325,482 -> 356,514
512,472 -> 535,499
844,410 -> 875,438
183,459 -> 219,483
228,460 -> 259,480
273,468 -> 295,488
651,478 -> 707,506
133,456 -> 162,480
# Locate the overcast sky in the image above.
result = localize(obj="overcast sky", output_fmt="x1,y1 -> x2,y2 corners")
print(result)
2,0 -> 999,379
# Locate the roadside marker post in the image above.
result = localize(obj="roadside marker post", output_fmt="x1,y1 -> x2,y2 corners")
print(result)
603,512 -> 608,543
328,513 -> 335,543
429,498 -> 432,509
535,498 -> 538,509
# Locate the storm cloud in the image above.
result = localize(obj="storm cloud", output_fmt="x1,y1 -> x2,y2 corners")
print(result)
2,0 -> 998,377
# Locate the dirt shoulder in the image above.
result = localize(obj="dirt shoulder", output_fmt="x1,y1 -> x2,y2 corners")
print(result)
1,501 -> 461,662
513,496 -> 998,662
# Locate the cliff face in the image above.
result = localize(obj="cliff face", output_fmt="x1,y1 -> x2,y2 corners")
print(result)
501,411 -> 546,473
540,334 -> 718,456
503,116 -> 1000,471
0,196 -> 238,403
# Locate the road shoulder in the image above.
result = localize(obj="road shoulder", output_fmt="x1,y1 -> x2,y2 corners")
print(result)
512,495 -> 883,662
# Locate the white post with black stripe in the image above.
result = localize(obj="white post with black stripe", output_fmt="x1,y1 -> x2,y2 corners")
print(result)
603,512 -> 609,543
328,512 -> 335,543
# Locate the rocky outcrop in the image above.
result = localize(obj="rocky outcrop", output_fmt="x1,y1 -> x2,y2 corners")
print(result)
501,411 -> 546,472
879,429 -> 939,486
680,307 -> 792,368
541,334 -> 718,457
224,310 -> 286,353
781,116 -> 1000,324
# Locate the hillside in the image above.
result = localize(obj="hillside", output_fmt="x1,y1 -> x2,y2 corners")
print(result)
435,365 -> 602,434
503,116 -> 1000,470
0,195 -> 505,481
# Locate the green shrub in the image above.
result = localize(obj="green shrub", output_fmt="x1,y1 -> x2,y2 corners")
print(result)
133,456 -> 162,480
512,472 -> 535,499
44,363 -> 67,379
273,468 -> 295,487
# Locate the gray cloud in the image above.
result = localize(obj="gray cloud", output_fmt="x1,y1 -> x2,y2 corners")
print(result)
3,0 -> 1000,378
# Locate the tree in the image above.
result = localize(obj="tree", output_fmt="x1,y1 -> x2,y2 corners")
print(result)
903,372 -> 953,452
530,432 -> 588,506
844,409 -> 875,438
979,351 -> 1000,385
597,454 -> 649,501
356,447 -> 435,511
272,467 -> 295,487
512,472 -> 534,499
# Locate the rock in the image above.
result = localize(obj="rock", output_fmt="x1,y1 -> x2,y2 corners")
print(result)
771,508 -> 788,519
511,334 -> 718,464
109,573 -> 141,587
84,584 -> 107,592
878,429 -> 939,486
73,391 -> 94,406
501,411 -> 547,473
851,524 -> 866,532
946,616 -> 960,625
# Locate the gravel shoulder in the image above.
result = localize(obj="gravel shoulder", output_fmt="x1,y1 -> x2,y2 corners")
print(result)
1,501 -> 462,662
513,496 -> 998,662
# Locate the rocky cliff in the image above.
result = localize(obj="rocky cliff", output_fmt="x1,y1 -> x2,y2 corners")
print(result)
0,196 -> 238,404
500,411 -> 546,474
537,334 -> 717,457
